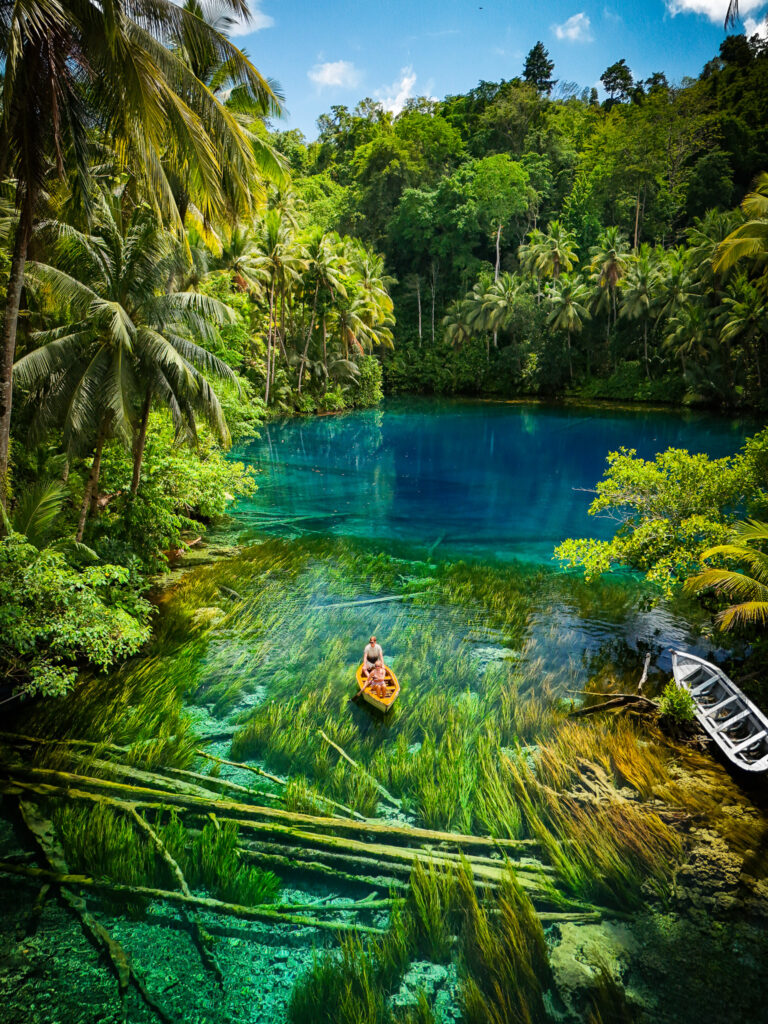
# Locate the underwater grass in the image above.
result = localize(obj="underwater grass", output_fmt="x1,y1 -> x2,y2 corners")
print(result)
457,865 -> 552,1024
54,804 -> 280,907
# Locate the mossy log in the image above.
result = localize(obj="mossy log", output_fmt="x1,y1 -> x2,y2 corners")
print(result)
1,764 -> 539,851
17,800 -> 175,1024
0,859 -> 387,934
319,730 -> 402,811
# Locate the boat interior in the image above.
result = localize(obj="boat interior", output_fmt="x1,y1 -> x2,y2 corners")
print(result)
675,656 -> 768,769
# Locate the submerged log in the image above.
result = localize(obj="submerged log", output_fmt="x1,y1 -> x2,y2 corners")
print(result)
569,693 -> 658,718
17,800 -> 174,1024
318,730 -> 402,811
0,764 -> 538,851
0,859 -> 387,934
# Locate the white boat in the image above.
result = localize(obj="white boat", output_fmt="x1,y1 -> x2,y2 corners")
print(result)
671,650 -> 768,773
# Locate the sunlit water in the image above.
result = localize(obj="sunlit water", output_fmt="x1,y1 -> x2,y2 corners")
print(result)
230,398 -> 749,676
233,398 -> 747,561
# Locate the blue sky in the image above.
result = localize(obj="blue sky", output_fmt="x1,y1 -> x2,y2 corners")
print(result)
229,0 -> 768,138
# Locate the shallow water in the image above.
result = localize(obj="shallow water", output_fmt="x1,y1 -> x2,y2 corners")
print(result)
3,399 -> 766,1024
232,398 -> 748,562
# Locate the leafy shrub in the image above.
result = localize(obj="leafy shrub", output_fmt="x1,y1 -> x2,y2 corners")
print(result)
353,355 -> 384,407
658,681 -> 696,723
0,534 -> 152,699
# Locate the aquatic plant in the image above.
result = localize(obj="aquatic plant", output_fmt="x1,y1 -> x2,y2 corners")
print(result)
657,681 -> 696,723
458,865 -> 552,1024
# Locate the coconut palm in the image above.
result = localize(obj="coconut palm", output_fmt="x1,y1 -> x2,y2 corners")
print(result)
16,196 -> 237,537
718,275 -> 768,389
620,245 -> 657,377
295,229 -> 346,393
249,209 -> 304,403
547,274 -> 591,379
589,227 -> 630,337
686,520 -> 768,630
715,172 -> 768,294
664,303 -> 714,376
0,0 -> 282,505
517,228 -> 547,302
537,221 -> 578,281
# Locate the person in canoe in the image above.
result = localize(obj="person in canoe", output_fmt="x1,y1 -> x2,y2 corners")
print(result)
368,661 -> 389,698
362,635 -> 384,679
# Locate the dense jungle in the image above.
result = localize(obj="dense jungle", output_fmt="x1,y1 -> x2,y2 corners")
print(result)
1,1 -> 768,1022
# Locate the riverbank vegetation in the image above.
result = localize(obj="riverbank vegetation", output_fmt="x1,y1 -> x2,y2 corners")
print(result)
273,35 -> 768,409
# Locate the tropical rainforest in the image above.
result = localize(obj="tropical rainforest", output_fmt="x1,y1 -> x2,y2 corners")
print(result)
4,3 -> 768,1021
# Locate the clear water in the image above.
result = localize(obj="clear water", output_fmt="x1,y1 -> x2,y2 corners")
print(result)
232,398 -> 749,563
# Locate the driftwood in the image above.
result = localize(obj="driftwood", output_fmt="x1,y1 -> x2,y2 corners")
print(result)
0,860 -> 387,935
18,800 -> 174,1023
194,749 -> 367,821
569,653 -> 657,718
311,594 -> 416,610
318,730 -> 402,811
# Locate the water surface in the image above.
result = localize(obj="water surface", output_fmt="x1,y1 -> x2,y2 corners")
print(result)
233,398 -> 748,563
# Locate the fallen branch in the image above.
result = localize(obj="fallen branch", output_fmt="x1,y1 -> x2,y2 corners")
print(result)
311,594 -> 417,610
569,694 -> 658,718
0,859 -> 387,934
318,730 -> 402,811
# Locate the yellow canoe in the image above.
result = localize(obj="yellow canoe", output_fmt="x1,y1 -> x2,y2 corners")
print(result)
355,663 -> 400,713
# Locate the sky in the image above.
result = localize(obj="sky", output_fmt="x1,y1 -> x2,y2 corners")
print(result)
228,0 -> 768,138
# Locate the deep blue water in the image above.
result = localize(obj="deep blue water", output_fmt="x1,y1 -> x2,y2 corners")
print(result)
232,398 -> 750,563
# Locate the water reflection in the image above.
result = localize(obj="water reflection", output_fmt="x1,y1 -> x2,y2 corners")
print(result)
232,398 -> 748,563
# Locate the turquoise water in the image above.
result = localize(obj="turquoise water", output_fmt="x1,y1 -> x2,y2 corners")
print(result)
232,398 -> 748,563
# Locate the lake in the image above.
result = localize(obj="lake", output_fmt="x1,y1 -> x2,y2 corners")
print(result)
232,398 -> 748,563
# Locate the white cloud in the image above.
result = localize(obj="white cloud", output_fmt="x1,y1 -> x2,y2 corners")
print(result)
552,12 -> 594,42
665,0 -> 765,20
307,60 -> 363,90
227,3 -> 274,37
376,66 -> 418,115
744,13 -> 768,34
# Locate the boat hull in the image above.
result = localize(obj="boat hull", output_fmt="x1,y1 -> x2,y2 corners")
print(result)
671,650 -> 768,773
355,663 -> 400,713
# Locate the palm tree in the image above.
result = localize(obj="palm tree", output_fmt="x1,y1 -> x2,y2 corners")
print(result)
518,228 -> 547,303
718,275 -> 768,389
715,172 -> 768,294
249,209 -> 303,403
296,229 -> 346,394
169,0 -> 288,227
589,227 -> 630,341
547,274 -> 591,379
686,520 -> 768,630
537,221 -> 578,281
620,245 -> 657,377
16,196 -> 236,538
0,0 -> 282,505
664,303 -> 713,376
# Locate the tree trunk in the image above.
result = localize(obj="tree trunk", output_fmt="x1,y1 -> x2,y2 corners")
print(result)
0,185 -> 36,509
567,331 -> 573,380
131,388 -> 152,495
76,427 -> 107,543
643,320 -> 649,378
297,283 -> 319,396
416,276 -> 422,344
633,193 -> 641,250
494,223 -> 502,281
264,283 -> 275,405
430,262 -> 437,345
321,318 -> 328,391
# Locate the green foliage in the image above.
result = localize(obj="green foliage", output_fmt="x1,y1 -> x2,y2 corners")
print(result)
353,355 -> 385,407
555,433 -> 768,593
658,681 -> 696,722
0,534 -> 151,699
